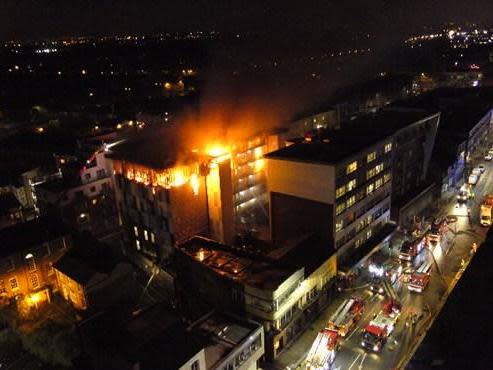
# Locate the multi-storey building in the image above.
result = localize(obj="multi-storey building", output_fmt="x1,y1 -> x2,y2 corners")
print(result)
107,128 -> 282,268
265,132 -> 393,263
0,216 -> 70,308
176,235 -> 337,360
36,147 -> 118,238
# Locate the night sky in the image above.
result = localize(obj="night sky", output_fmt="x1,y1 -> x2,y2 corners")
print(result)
1,0 -> 492,42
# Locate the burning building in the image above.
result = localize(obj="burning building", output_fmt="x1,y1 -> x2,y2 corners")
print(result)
107,127 -> 283,269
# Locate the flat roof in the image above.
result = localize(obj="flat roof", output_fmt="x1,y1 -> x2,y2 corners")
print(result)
106,126 -> 199,170
122,307 -> 261,370
178,234 -> 334,291
0,215 -> 68,258
266,109 -> 437,165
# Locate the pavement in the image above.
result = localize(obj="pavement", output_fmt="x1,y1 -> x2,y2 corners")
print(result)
267,148 -> 493,370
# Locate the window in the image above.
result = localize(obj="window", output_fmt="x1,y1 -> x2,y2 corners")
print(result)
385,142 -> 392,153
346,161 -> 358,174
336,203 -> 346,215
0,280 -> 5,294
144,230 -> 149,241
384,173 -> 391,183
367,151 -> 376,163
90,186 -> 96,192
134,226 -> 139,237
366,183 -> 375,195
375,177 -> 383,189
375,163 -> 384,175
346,179 -> 357,192
346,195 -> 356,208
135,240 -> 141,251
366,229 -> 372,240
336,219 -> 344,232
25,254 -> 36,271
191,360 -> 200,370
151,232 -> 155,243
9,277 -> 18,290
366,167 -> 376,180
84,173 -> 91,180
336,186 -> 346,199
96,169 -> 106,178
30,273 -> 39,288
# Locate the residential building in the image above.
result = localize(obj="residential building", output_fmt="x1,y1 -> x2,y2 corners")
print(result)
0,215 -> 70,307
392,87 -> 493,192
107,127 -> 282,270
36,147 -> 118,238
54,236 -> 135,311
176,235 -> 337,360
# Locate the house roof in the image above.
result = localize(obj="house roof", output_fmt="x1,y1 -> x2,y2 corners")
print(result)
0,215 -> 68,258
54,234 -> 120,285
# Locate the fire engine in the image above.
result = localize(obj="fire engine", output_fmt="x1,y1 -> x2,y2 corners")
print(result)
327,297 -> 364,337
361,299 -> 401,352
305,329 -> 338,369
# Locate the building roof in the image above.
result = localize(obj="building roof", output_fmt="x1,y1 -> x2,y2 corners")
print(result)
178,234 -> 334,291
0,215 -> 68,258
118,306 -> 261,370
106,126 -> 199,170
0,192 -> 21,215
266,109 -> 436,165
392,87 -> 493,172
54,234 -> 120,285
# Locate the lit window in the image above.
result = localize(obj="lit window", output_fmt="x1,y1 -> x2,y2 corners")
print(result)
385,143 -> 392,153
336,203 -> 346,215
151,232 -> 155,243
366,229 -> 372,240
367,183 -> 375,195
10,277 -> 18,290
336,186 -> 346,199
144,230 -> 149,241
375,163 -> 384,175
346,179 -> 357,192
367,152 -> 376,163
134,226 -> 139,237
336,219 -> 344,232
0,280 -> 5,294
384,173 -> 391,183
136,240 -> 141,251
346,161 -> 358,174
366,168 -> 376,180
375,177 -> 383,189
30,273 -> 39,288
346,195 -> 356,208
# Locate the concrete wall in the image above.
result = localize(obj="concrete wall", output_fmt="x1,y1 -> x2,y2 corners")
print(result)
266,159 -> 335,205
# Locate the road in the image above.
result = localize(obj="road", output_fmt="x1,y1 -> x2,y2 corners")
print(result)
272,151 -> 493,370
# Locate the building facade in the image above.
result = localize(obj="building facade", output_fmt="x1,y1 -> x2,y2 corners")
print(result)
0,216 -> 70,308
176,236 -> 337,360
265,137 -> 393,263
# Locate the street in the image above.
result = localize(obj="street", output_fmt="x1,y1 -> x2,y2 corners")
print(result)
271,148 -> 493,370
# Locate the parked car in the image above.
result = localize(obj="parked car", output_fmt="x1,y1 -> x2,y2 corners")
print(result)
485,154 -> 492,161
478,164 -> 486,173
469,174 -> 479,185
